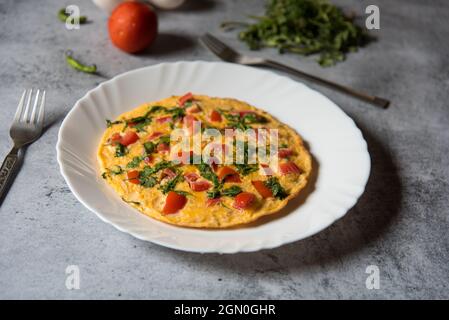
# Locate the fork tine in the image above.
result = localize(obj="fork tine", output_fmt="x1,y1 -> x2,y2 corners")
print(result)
30,89 -> 41,124
201,35 -> 223,57
22,89 -> 33,123
36,90 -> 46,128
13,90 -> 27,123
201,33 -> 239,62
205,33 -> 227,52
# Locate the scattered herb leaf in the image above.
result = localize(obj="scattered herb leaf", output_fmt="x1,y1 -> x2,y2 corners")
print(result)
58,8 -> 87,24
65,51 -> 97,74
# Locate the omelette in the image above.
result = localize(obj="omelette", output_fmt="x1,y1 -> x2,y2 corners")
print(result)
98,94 -> 312,228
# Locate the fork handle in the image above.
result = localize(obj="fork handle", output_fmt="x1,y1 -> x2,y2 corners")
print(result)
0,147 -> 21,206
262,60 -> 390,108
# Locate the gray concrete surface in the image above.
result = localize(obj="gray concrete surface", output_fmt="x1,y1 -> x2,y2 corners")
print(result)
0,0 -> 448,299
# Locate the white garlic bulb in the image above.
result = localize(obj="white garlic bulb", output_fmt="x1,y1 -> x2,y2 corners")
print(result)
92,0 -> 125,13
149,0 -> 185,10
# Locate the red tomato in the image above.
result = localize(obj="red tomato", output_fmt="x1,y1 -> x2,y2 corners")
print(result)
162,168 -> 176,179
143,155 -> 152,164
120,131 -> 139,146
260,164 -> 274,176
157,143 -> 170,152
156,116 -> 172,124
108,2 -> 158,53
179,92 -> 193,106
127,170 -> 140,184
217,166 -> 241,183
189,180 -> 211,192
206,198 -> 221,207
251,180 -> 273,198
147,132 -> 163,140
184,173 -> 199,183
162,191 -> 187,215
279,162 -> 301,175
206,156 -> 220,172
186,105 -> 201,114
278,148 -> 293,158
183,115 -> 199,135
210,110 -> 222,122
233,192 -> 256,210
110,132 -> 122,145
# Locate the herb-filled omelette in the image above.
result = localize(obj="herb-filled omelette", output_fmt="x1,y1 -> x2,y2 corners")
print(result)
98,93 -> 312,228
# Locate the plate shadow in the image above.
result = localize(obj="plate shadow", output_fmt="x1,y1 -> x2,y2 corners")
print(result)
146,123 -> 402,272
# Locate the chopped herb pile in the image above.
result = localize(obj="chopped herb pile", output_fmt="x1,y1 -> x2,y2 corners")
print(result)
228,0 -> 368,66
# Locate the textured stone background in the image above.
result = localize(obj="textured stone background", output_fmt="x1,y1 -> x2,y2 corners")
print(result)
0,0 -> 448,299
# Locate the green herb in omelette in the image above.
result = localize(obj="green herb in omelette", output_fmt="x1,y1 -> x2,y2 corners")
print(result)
166,107 -> 186,122
159,174 -> 184,194
196,163 -> 220,188
109,165 -> 123,175
115,143 -> 127,157
140,175 -> 157,188
143,141 -> 156,154
106,119 -> 123,127
229,0 -> 368,66
142,161 -> 176,176
264,177 -> 289,199
207,189 -> 221,199
127,116 -> 152,132
121,197 -> 140,205
126,156 -> 143,169
158,135 -> 171,146
234,141 -> 259,176
222,186 -> 243,197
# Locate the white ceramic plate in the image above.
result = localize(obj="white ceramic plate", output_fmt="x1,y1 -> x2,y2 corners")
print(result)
56,61 -> 370,253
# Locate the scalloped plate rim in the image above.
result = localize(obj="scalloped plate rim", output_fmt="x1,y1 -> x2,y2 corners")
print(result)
56,60 -> 370,254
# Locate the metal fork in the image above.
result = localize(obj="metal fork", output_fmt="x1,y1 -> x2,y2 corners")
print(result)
200,33 -> 390,109
0,89 -> 46,205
